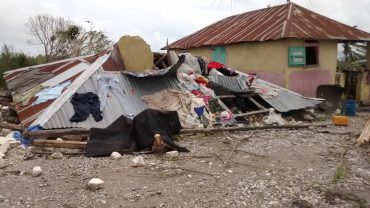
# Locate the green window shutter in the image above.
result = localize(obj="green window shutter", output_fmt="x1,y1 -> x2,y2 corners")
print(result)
212,46 -> 226,64
288,47 -> 306,67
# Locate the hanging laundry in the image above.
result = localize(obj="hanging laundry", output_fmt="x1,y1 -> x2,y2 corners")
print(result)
32,81 -> 71,106
70,92 -> 103,122
96,75 -> 126,110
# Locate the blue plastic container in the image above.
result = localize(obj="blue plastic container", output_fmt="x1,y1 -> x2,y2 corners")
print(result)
344,100 -> 356,116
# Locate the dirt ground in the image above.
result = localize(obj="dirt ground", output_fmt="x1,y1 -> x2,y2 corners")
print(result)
0,112 -> 369,208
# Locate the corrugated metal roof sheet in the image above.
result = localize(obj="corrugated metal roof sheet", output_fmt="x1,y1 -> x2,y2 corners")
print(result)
43,69 -> 182,129
208,70 -> 322,112
4,48 -> 123,127
166,2 -> 370,49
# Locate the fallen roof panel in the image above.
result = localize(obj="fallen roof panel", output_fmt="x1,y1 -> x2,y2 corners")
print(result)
42,70 -> 181,129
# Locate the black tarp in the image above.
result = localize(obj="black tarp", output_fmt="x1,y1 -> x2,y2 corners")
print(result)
86,109 -> 189,157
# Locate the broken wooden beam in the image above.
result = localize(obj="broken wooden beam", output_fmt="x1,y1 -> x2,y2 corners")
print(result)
234,109 -> 270,118
180,124 -> 329,134
24,128 -> 89,138
248,96 -> 266,110
217,95 -> 236,99
32,139 -> 86,149
0,122 -> 23,131
357,120 -> 370,146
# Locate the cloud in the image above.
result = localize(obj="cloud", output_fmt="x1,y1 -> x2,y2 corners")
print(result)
0,0 -> 369,55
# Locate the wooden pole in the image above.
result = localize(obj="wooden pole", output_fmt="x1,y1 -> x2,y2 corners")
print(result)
180,123 -> 329,134
32,140 -> 86,149
0,122 -> 23,131
234,109 -> 270,118
24,128 -> 89,138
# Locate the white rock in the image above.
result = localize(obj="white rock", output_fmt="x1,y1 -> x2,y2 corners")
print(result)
56,138 -> 63,141
110,152 -> 121,160
87,178 -> 104,190
263,108 -> 286,125
226,169 -> 233,174
0,142 -> 9,153
165,151 -> 179,158
131,156 -> 145,167
32,166 -> 42,177
51,152 -> 63,159
1,106 -> 9,111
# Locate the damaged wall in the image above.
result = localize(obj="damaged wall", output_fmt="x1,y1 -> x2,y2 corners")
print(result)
176,39 -> 337,98
117,35 -> 154,72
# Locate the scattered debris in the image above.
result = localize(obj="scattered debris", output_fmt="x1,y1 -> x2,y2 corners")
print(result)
32,166 -> 42,177
87,178 -> 104,191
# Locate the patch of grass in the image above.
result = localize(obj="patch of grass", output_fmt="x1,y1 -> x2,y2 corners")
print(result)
333,164 -> 346,183
172,135 -> 182,141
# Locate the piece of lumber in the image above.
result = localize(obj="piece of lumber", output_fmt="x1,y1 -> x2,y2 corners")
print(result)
32,140 -> 86,149
357,120 -> 370,145
248,96 -> 266,110
0,122 -> 23,131
218,95 -> 236,99
24,128 -> 89,138
60,135 -> 87,141
234,109 -> 270,118
180,124 -> 329,134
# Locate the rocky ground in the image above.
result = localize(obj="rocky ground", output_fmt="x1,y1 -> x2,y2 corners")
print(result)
0,112 -> 369,208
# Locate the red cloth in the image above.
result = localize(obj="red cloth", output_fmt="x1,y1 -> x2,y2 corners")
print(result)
207,61 -> 224,69
195,79 -> 208,86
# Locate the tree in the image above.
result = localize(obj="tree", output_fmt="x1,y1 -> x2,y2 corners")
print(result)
25,14 -> 112,62
0,45 -> 38,87
342,41 -> 366,63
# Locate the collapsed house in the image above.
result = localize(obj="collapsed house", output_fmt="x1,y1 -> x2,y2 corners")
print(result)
2,35 -> 323,155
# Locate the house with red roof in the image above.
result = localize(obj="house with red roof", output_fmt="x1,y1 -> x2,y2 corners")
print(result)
165,2 -> 370,100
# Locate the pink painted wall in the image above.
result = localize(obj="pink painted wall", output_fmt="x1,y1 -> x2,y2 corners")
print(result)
289,70 -> 332,97
248,71 -> 285,87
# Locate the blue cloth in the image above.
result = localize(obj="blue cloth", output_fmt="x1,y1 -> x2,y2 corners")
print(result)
32,81 -> 71,105
13,125 -> 43,146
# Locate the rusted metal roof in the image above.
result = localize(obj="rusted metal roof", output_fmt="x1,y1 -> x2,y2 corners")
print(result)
165,3 -> 370,49
4,46 -> 124,127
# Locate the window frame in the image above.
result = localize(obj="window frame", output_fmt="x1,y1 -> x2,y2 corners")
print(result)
288,40 -> 320,67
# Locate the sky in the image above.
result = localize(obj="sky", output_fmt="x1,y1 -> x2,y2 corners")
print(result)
0,0 -> 369,56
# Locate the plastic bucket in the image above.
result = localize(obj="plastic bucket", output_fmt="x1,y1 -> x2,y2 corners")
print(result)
344,100 -> 356,116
